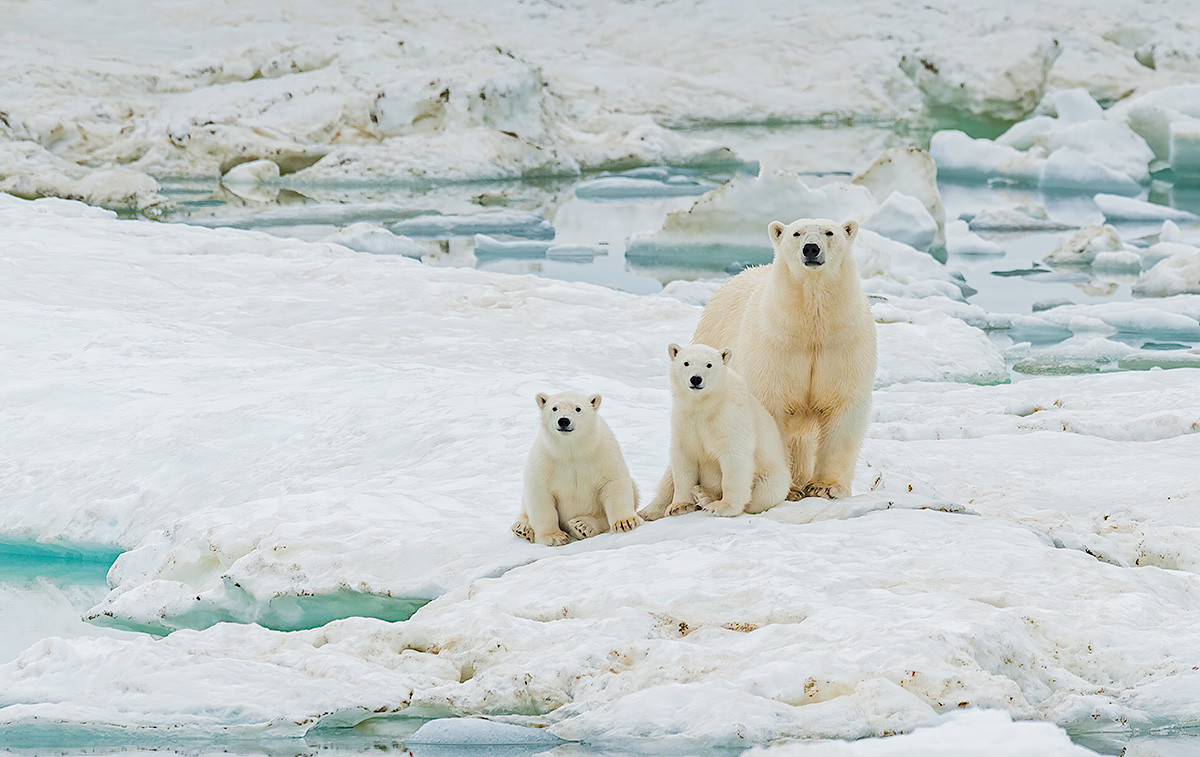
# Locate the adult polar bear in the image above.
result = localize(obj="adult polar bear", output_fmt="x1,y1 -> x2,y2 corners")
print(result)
679,217 -> 876,503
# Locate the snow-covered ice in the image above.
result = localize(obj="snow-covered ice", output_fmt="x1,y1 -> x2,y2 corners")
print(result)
3,193 -> 1200,752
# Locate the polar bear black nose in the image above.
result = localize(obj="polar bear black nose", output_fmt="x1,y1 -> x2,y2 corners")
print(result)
802,243 -> 821,258
690,375 -> 703,387
557,417 -> 571,429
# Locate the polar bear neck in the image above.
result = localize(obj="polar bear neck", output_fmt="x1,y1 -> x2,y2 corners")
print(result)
764,255 -> 866,334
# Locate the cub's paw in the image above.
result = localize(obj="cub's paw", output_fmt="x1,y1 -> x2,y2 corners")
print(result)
691,485 -> 717,509
666,501 -> 700,517
786,486 -> 806,501
511,520 -> 535,542
637,505 -> 664,522
700,499 -> 744,517
537,530 -> 571,547
802,483 -> 846,500
611,515 -> 643,533
567,517 -> 598,540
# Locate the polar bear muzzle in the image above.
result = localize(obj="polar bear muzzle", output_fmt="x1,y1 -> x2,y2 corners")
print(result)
802,242 -> 824,267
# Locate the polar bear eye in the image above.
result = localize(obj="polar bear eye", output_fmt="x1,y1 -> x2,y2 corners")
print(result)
551,406 -> 557,412
683,361 -> 689,367
575,406 -> 581,412
706,363 -> 712,368
792,231 -> 800,237
825,230 -> 834,236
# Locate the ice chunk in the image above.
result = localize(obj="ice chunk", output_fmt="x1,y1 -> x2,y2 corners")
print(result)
965,208 -> 1075,232
1045,224 -> 1124,265
996,116 -> 1059,150
862,192 -> 939,251
876,310 -> 1007,386
1039,122 -> 1153,188
1011,336 -> 1133,375
745,710 -> 1095,756
1039,148 -> 1142,195
626,168 -> 878,260
1052,88 -> 1105,124
900,31 -> 1060,126
407,718 -> 563,747
1094,195 -> 1199,225
324,223 -> 426,257
1133,248 -> 1200,296
472,235 -> 552,259
221,159 -> 281,186
1092,250 -> 1143,271
1168,117 -> 1200,177
573,173 -> 716,200
929,131 -> 1043,184
658,278 -> 725,306
852,147 -> 945,246
388,211 -> 554,240
944,220 -> 1005,256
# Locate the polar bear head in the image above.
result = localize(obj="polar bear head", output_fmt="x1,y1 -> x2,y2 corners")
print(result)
668,343 -> 732,396
535,391 -> 602,436
767,217 -> 858,276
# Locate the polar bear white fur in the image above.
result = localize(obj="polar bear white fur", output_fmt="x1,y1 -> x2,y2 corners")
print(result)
638,343 -> 790,520
692,218 -> 876,499
512,391 -> 642,546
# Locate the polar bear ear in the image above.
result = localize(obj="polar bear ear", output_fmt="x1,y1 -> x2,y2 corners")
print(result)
668,343 -> 681,360
720,348 -> 732,365
589,394 -> 602,410
842,219 -> 859,241
536,392 -> 549,408
768,221 -> 786,244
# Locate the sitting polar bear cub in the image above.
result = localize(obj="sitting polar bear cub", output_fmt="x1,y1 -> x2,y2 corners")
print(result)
512,391 -> 642,546
693,217 -> 876,499
639,343 -> 791,520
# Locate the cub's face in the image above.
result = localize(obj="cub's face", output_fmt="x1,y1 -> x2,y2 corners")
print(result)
535,391 -> 601,437
768,217 -> 858,276
668,343 -> 731,395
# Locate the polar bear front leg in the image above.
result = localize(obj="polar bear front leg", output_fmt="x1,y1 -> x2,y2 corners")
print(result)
701,453 -> 751,517
511,512 -> 535,542
567,514 -> 607,540
810,401 -> 870,499
524,489 -> 569,546
666,449 -> 701,517
600,479 -> 642,533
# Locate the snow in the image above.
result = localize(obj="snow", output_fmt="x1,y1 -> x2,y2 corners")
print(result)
747,710 -> 1095,756
3,195 -> 1200,751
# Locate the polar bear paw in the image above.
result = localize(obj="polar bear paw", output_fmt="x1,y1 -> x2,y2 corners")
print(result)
611,515 -> 643,533
567,517 -> 598,540
801,482 -> 846,500
666,501 -> 700,517
701,499 -> 745,517
512,520 -> 535,542
538,530 -> 571,547
787,486 -> 807,501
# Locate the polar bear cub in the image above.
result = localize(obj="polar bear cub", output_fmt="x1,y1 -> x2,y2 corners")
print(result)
512,391 -> 642,546
639,344 -> 790,520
